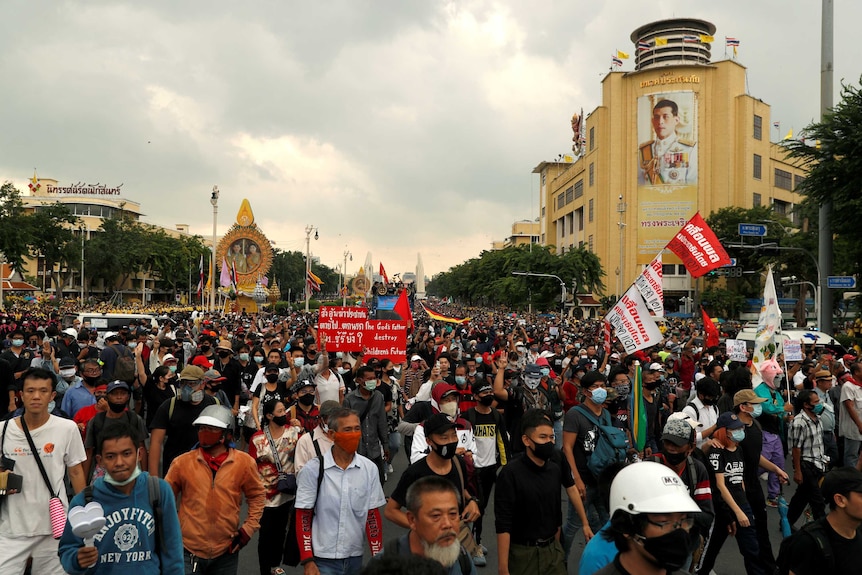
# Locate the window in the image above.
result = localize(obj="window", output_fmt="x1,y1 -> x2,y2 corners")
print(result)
589,199 -> 594,222
541,206 -> 545,217
541,173 -> 547,186
589,127 -> 595,150
541,233 -> 545,243
560,219 -> 565,238
575,208 -> 584,232
753,154 -> 762,179
574,180 -> 584,199
588,235 -> 594,252
565,186 -> 574,205
557,193 -> 565,209
677,265 -> 687,275
662,264 -> 676,276
794,174 -> 805,190
569,213 -> 574,234
589,163 -> 595,186
773,199 -> 789,216
754,115 -> 763,140
775,168 -> 793,190
753,193 -> 762,207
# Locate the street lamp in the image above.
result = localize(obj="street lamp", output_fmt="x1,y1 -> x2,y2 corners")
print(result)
210,186 -> 219,313
342,249 -> 352,306
725,241 -> 822,329
80,225 -> 86,303
305,225 -> 318,313
512,271 -> 567,316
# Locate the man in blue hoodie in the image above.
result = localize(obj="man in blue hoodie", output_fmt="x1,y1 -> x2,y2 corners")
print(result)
58,421 -> 183,574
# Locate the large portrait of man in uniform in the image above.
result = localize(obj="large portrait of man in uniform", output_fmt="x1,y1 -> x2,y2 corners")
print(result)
638,93 -> 697,186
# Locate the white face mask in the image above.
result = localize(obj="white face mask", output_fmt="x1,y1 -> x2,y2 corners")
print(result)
60,369 -> 77,381
439,402 -> 458,417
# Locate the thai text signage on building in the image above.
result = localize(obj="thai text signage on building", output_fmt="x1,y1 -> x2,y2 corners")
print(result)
47,182 -> 123,196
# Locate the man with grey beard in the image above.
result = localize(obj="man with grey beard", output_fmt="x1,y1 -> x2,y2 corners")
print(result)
378,476 -> 477,575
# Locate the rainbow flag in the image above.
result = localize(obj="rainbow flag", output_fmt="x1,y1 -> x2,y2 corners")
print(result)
631,363 -> 647,451
420,302 -> 470,324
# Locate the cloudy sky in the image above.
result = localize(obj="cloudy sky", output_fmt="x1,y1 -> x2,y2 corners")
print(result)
1,1 -> 858,279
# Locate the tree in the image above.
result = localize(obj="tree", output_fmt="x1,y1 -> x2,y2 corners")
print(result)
0,183 -> 31,270
85,216 -> 150,291
147,231 -> 209,297
25,203 -> 80,298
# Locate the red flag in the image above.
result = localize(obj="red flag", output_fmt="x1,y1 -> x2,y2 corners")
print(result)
602,320 -> 612,356
666,212 -> 731,278
379,263 -> 389,285
393,289 -> 413,329
701,307 -> 720,348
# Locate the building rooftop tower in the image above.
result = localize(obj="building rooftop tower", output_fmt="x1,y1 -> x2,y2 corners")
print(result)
630,18 -> 716,71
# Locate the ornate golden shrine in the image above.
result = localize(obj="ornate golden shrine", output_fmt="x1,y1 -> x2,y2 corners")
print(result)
215,200 -> 274,313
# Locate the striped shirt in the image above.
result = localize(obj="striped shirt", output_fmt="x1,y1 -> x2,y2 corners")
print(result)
788,410 -> 827,471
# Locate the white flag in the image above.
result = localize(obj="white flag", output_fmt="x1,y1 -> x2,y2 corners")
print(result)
635,254 -> 664,316
753,266 -> 782,365
606,285 -> 664,353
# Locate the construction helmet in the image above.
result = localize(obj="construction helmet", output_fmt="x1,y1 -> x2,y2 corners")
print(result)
610,461 -> 700,516
192,405 -> 233,429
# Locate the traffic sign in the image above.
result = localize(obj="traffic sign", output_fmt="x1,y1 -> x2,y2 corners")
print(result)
827,276 -> 857,289
738,223 -> 767,237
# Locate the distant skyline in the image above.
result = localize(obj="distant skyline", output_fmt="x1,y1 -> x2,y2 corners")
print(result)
2,1 -> 857,278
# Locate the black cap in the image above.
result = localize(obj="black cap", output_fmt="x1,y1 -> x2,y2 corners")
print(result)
264,362 -> 280,373
821,467 -> 862,505
424,413 -> 457,437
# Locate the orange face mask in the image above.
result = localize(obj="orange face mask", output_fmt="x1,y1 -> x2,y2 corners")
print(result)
332,431 -> 362,454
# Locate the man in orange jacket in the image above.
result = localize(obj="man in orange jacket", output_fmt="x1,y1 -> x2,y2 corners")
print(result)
165,405 -> 265,574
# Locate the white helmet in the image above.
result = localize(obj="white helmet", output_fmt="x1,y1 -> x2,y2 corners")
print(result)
192,405 -> 233,429
610,462 -> 700,515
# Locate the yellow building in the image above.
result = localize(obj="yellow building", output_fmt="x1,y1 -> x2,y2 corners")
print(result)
20,176 -> 202,302
492,220 -> 541,250
533,18 -> 806,314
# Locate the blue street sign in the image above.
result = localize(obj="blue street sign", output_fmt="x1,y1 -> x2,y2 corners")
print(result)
722,258 -> 738,267
827,276 -> 857,289
738,223 -> 767,237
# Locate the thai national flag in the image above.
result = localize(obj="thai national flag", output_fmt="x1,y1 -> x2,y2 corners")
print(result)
637,41 -> 650,51
726,37 -> 740,46
196,255 -> 204,296
683,35 -> 699,43
612,55 -> 623,66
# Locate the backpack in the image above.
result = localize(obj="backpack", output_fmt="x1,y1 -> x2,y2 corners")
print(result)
384,536 -> 473,575
775,518 -> 834,574
110,345 -> 137,384
575,405 -> 628,478
463,407 -> 511,466
84,475 -> 163,556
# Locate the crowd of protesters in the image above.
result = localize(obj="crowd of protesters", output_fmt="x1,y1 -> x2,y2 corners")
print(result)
0,298 -> 861,574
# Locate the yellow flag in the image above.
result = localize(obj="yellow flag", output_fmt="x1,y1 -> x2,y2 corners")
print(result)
784,129 -> 793,140
815,140 -> 821,149
733,46 -> 738,57
655,37 -> 668,46
563,155 -> 574,162
699,35 -> 715,43
616,50 -> 629,59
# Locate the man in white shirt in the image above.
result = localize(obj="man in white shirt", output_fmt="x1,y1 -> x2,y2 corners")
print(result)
0,368 -> 87,572
681,377 -> 719,447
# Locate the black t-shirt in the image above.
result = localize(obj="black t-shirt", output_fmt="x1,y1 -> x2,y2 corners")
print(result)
709,446 -> 748,511
390,456 -> 470,508
738,420 -> 763,488
783,518 -> 862,575
212,357 -> 241,407
238,361 -> 259,400
149,395 -> 217,471
563,406 -> 624,485
143,376 -> 176,427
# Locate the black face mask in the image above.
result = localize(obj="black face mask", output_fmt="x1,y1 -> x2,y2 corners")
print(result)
83,375 -> 101,386
640,528 -> 696,572
265,373 -> 279,383
478,395 -> 495,407
386,369 -> 395,377
217,351 -> 231,359
701,396 -> 716,406
644,381 -> 660,390
200,345 -> 211,353
107,401 -> 126,414
662,450 -> 688,466
298,394 -> 315,407
530,440 -> 556,461
431,440 -> 459,459
271,414 -> 288,427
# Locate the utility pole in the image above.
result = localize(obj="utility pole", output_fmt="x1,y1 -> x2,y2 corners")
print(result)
210,186 -> 219,313
305,225 -> 318,313
819,0 -> 833,333
342,249 -> 352,306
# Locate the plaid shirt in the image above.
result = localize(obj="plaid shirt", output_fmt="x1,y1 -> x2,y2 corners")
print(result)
788,410 -> 827,471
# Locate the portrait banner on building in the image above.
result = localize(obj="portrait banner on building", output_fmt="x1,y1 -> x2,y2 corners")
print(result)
606,285 -> 663,353
634,254 -> 664,316
637,91 -> 699,265
666,212 -> 731,278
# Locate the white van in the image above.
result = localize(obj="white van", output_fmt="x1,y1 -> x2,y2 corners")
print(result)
63,313 -> 158,337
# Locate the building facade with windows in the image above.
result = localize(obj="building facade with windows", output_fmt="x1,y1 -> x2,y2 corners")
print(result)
491,220 -> 541,250
533,18 -> 806,313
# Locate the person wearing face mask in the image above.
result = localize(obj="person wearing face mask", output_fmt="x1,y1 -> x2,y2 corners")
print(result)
148,365 -> 220,477
462,381 -> 511,555
647,415 -> 714,568
249,399 -> 302,575
295,408 -> 386,575
50,355 -> 79,407
83,380 -> 149,481
681,377 -> 720,448
252,363 -> 292,431
343,366 -> 389,485
496,409 -> 590,575
593,461 -> 701,575
786,389 -> 829,529
385,413 -> 484,564
293,400 -> 341,473
1,330 -> 35,399
492,354 -> 557,455
165,405 -> 265,574
752,360 -> 794,506
640,365 -> 667,457
289,380 -> 321,434
61,359 -> 102,420
314,350 -> 345,405
812,369 -> 838,471
409,385 -> 476,465
212,340 -> 242,419
699,412 -> 764,575
451,364 -> 477,413
98,332 -> 133,383
58,422 -> 184,574
141,365 -> 176,429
